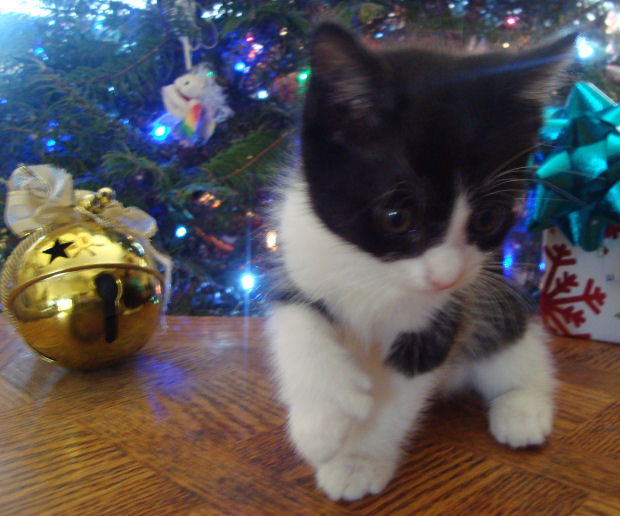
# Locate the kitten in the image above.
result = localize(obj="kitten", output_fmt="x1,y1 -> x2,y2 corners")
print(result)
267,22 -> 574,501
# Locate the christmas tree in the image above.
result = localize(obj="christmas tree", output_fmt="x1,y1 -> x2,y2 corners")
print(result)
0,0 -> 618,315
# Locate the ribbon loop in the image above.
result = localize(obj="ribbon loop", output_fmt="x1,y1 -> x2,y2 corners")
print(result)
5,164 -> 158,238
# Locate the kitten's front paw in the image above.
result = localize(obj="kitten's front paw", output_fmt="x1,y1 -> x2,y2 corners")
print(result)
489,389 -> 553,448
331,366 -> 373,419
316,454 -> 397,501
288,364 -> 373,466
289,407 -> 352,466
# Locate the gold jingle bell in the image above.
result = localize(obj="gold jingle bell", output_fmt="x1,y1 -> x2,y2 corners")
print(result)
2,221 -> 165,370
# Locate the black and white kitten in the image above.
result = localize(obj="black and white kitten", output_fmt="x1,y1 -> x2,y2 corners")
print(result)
267,22 -> 574,501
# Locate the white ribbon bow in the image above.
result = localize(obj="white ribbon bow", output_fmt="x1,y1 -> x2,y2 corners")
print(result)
5,164 -> 158,238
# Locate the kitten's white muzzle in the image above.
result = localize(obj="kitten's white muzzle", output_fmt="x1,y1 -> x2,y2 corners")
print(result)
423,245 -> 464,292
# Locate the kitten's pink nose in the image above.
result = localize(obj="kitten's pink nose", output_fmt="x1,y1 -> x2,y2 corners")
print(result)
429,277 -> 459,291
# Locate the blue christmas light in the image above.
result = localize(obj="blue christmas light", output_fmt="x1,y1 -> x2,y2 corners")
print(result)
241,273 -> 255,291
0,98 -> 7,104
539,260 -> 546,272
151,124 -> 170,141
374,32 -> 384,39
46,139 -> 56,148
503,252 -> 513,270
34,47 -> 45,55
577,37 -> 594,59
94,22 -> 103,30
108,86 -> 115,93
257,89 -> 268,100
234,62 -> 246,72
175,226 -> 188,238
121,118 -> 129,125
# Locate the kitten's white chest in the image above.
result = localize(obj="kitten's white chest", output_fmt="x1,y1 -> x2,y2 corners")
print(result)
278,179 -> 451,350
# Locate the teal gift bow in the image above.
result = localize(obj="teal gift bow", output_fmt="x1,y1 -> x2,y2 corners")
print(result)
530,82 -> 620,251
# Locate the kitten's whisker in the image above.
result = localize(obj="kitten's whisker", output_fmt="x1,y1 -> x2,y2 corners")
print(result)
481,141 -> 547,187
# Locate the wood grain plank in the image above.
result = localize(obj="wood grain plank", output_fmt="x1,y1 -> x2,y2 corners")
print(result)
0,315 -> 618,514
561,402 -> 620,460
550,337 -> 620,373
0,412 -> 201,515
553,381 -> 618,437
422,397 -> 620,499
0,376 -> 31,409
573,496 -> 620,516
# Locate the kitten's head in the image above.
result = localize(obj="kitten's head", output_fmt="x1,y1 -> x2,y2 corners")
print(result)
301,22 -> 574,294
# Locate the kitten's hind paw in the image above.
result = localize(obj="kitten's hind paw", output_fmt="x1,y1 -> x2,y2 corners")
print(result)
316,455 -> 397,501
489,389 -> 553,448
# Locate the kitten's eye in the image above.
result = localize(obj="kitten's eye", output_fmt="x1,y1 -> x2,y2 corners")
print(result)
470,207 -> 506,234
381,208 -> 412,234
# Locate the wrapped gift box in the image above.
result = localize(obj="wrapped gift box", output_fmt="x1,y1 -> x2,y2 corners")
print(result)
540,227 -> 620,343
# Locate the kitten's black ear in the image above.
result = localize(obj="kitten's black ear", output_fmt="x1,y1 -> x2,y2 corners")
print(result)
310,22 -> 386,119
509,32 -> 576,104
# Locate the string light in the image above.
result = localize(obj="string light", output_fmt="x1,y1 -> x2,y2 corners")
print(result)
257,89 -> 269,100
577,37 -> 594,59
151,124 -> 170,141
266,231 -> 277,249
234,62 -> 246,72
298,70 -> 309,82
506,16 -> 517,26
241,273 -> 255,291
175,226 -> 188,238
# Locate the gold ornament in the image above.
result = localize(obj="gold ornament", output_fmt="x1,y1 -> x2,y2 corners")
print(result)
1,221 -> 165,370
2,164 -> 170,370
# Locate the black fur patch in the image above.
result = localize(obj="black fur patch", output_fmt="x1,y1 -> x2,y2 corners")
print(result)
268,287 -> 334,322
385,301 -> 461,377
302,22 -> 575,261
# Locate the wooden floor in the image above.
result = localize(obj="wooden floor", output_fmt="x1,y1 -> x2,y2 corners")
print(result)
0,315 -> 619,515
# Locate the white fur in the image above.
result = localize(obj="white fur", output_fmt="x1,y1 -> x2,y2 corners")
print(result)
276,181 -> 485,349
448,320 -> 555,447
268,179 -> 555,501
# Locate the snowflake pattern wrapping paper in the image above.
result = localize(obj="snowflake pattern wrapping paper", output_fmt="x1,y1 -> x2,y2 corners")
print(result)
540,227 -> 620,343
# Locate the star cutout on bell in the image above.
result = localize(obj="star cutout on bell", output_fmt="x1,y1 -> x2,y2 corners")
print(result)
42,239 -> 73,263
